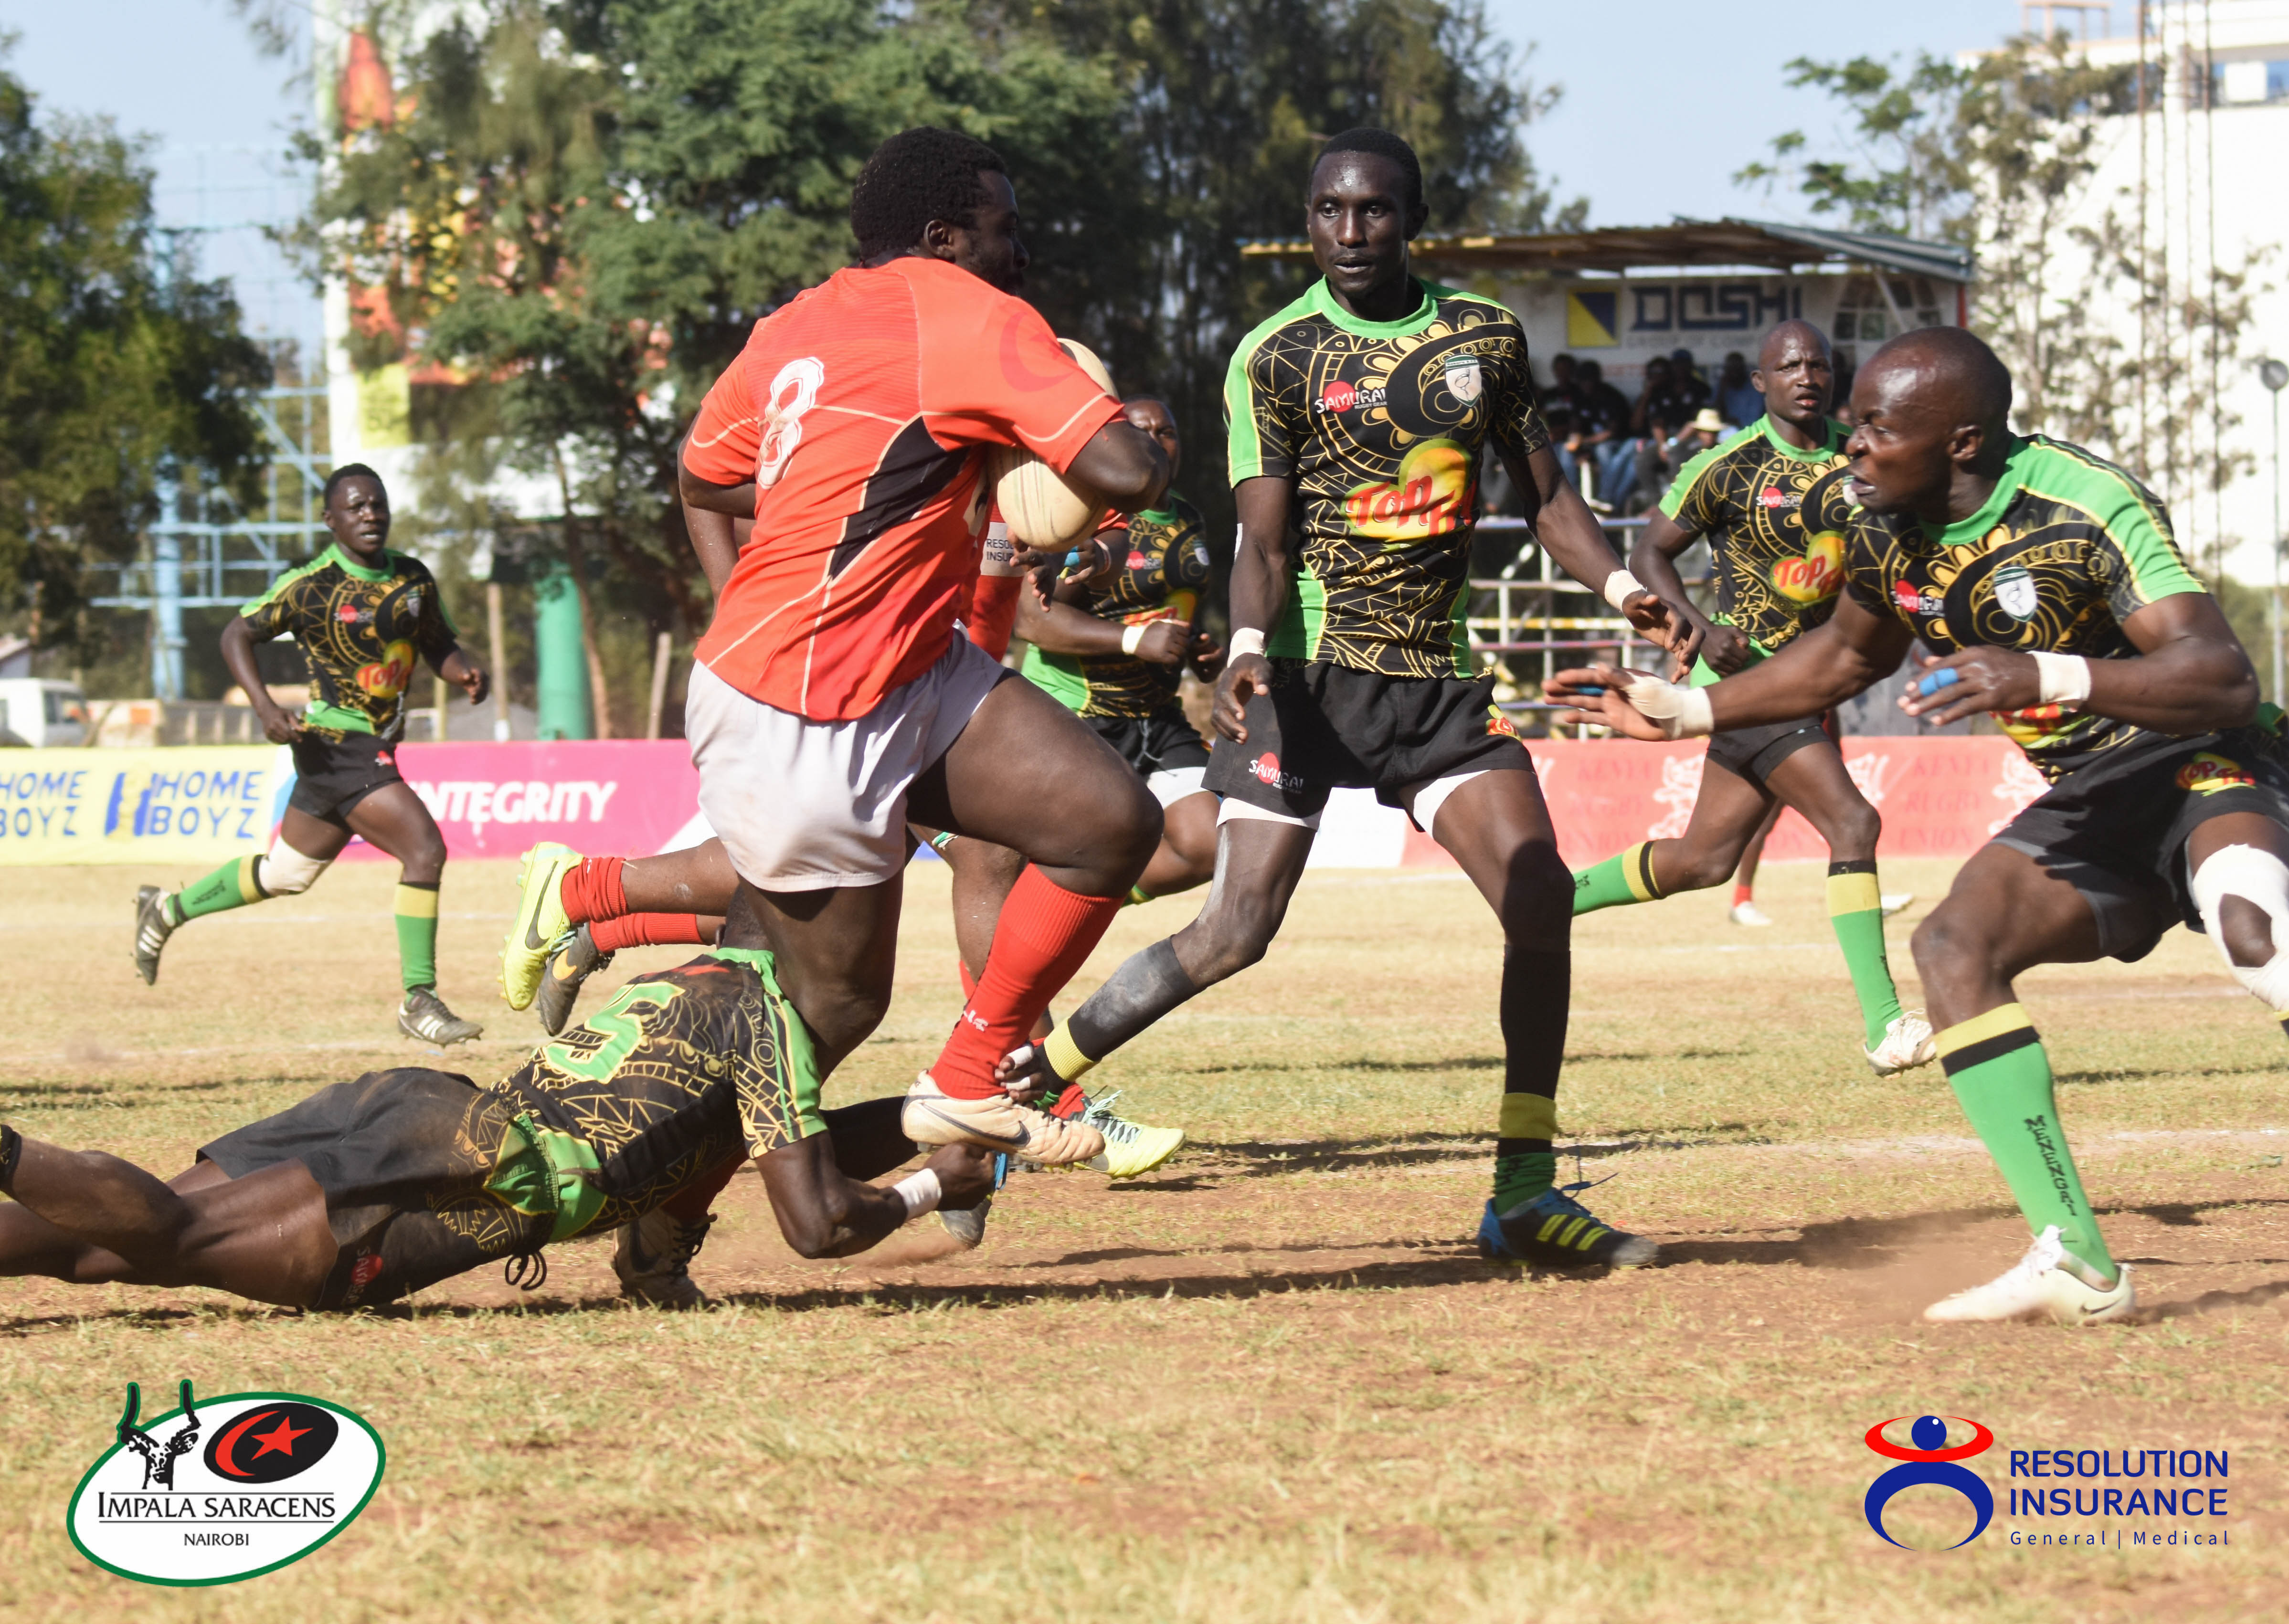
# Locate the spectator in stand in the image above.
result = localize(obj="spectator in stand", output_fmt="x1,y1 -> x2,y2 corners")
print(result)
1575,359 -> 1635,511
1632,405 -> 1727,514
1715,350 -> 1762,428
1668,348 -> 1712,413
1540,352 -> 1587,490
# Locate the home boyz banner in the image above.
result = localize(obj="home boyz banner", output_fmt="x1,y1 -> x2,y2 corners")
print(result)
3,737 -> 2030,867
0,742 -> 707,865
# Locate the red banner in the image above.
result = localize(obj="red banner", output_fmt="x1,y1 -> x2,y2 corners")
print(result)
342,741 -> 706,861
1398,736 -> 2037,868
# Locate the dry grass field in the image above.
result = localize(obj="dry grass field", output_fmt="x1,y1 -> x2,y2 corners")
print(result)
5,854 -> 2287,1622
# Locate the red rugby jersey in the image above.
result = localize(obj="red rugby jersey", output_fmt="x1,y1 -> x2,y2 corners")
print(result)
687,257 -> 1123,719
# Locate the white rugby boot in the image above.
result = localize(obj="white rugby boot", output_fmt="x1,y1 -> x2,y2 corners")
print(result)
902,1072 -> 1104,1165
1728,899 -> 1774,927
1865,1010 -> 1937,1076
1922,1226 -> 2134,1326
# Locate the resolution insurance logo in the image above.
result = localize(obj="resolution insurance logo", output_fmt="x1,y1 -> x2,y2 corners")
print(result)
67,1381 -> 384,1586
1863,1413 -> 1996,1550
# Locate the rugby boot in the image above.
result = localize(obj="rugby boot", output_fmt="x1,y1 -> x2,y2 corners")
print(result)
501,842 -> 580,1010
1922,1226 -> 2134,1326
132,885 -> 175,985
614,1210 -> 715,1309
1865,1010 -> 1938,1076
1880,892 -> 1916,917
1478,1186 -> 1660,1270
398,986 -> 483,1046
1078,1092 -> 1186,1179
938,1193 -> 993,1251
902,1072 -> 1104,1165
536,922 -> 613,1036
1728,899 -> 1774,927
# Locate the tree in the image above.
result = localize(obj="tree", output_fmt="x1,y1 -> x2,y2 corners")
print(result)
0,54 -> 267,660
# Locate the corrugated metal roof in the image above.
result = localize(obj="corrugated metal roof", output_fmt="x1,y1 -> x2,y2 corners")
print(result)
1237,218 -> 1973,282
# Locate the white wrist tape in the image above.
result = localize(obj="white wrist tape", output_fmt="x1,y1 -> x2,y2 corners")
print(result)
1602,569 -> 1649,613
893,1168 -> 942,1220
1229,628 -> 1267,659
2030,651 -> 2092,709
1121,622 -> 1147,656
1621,676 -> 1716,739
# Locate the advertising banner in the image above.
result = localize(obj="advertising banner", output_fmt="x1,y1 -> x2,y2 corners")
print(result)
4,736 -> 2034,867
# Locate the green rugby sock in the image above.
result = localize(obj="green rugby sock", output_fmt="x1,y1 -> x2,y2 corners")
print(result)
1572,843 -> 1661,916
1937,1004 -> 2118,1286
168,854 -> 268,924
395,881 -> 440,991
1827,860 -> 1905,1046
1491,946 -> 1568,1211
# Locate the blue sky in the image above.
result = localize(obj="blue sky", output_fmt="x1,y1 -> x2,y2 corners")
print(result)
3,0 -> 2079,351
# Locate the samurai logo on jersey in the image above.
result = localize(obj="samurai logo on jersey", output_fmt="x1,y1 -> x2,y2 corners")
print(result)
1843,434 -> 2209,781
1226,279 -> 1551,679
1659,419 -> 1854,652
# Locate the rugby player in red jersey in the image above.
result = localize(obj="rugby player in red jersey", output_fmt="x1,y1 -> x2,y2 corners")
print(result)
664,128 -> 1169,1164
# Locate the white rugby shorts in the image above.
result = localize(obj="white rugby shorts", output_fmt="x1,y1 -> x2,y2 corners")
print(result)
686,636 -> 1007,891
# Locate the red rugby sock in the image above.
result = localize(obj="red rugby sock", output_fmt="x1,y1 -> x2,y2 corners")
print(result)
1730,883 -> 1754,907
560,856 -> 627,925
931,867 -> 1122,1098
591,913 -> 707,954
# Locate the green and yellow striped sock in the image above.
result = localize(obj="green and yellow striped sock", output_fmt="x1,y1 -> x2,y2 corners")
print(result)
1827,859 -> 1905,1046
395,881 -> 440,991
1937,1003 -> 2118,1286
1572,842 -> 1662,916
166,854 -> 268,925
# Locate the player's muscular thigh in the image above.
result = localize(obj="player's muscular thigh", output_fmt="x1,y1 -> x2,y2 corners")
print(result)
1910,844 -> 2102,1025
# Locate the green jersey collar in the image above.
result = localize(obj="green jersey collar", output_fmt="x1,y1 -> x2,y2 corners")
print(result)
1757,415 -> 1849,462
320,541 -> 394,582
1134,493 -> 1186,525
708,946 -> 775,969
1306,275 -> 1438,338
1933,436 -> 2029,548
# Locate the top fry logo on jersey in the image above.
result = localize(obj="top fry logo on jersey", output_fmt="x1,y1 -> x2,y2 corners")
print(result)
67,1381 -> 384,1587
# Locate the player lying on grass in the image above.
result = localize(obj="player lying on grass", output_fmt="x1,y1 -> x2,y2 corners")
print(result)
1000,128 -> 1689,1273
133,464 -> 491,1046
1568,319 -> 1933,1076
0,900 -> 992,1312
1015,395 -> 1224,906
1550,325 -> 2289,1326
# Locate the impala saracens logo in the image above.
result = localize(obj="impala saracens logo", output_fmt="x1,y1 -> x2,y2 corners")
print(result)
1864,1413 -> 1996,1550
67,1381 -> 385,1587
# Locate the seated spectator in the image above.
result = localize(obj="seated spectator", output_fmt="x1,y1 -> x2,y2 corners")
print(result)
1539,352 -> 1587,489
1629,407 -> 1726,516
1576,359 -> 1635,511
1667,348 -> 1712,413
1715,350 -> 1762,427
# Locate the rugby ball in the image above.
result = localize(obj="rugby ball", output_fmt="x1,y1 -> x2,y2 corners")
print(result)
988,340 -> 1119,549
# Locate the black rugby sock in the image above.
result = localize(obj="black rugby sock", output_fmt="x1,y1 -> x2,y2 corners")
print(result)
1492,946 -> 1569,1212
1046,939 -> 1201,1079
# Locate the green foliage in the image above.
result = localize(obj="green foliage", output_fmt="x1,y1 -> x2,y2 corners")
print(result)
302,0 -> 1556,702
1736,53 -> 1973,242
0,53 -> 268,656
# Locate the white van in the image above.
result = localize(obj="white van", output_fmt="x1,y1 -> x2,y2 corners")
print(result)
0,679 -> 90,747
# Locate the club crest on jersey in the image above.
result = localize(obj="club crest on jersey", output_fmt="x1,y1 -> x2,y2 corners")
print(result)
1993,564 -> 2039,621
1443,354 -> 1484,405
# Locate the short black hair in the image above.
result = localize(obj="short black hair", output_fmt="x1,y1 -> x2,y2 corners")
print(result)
850,127 -> 1009,261
1312,127 -> 1424,213
322,462 -> 383,506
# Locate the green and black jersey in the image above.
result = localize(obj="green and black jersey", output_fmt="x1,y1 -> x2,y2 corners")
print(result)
239,543 -> 457,743
487,949 -> 826,1234
1225,277 -> 1550,679
1841,434 -> 2207,780
1022,495 -> 1213,717
1661,416 -> 1855,659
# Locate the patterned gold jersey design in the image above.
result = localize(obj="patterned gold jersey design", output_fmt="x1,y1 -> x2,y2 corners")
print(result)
487,950 -> 822,1229
1660,418 -> 1854,652
1022,496 -> 1212,717
1227,278 -> 1550,678
239,543 -> 457,742
1841,435 -> 2206,780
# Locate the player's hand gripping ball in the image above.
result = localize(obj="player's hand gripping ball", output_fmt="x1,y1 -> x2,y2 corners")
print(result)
988,340 -> 1118,549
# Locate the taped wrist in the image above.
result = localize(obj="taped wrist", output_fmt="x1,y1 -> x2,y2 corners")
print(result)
1228,628 -> 1266,660
1601,569 -> 1649,613
2030,651 -> 2092,709
1621,676 -> 1715,739
1120,622 -> 1147,656
894,1168 -> 943,1219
